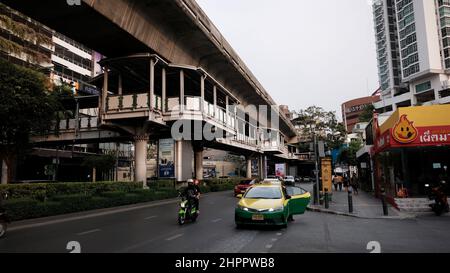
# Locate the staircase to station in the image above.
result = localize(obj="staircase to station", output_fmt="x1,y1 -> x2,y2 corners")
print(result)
394,198 -> 435,212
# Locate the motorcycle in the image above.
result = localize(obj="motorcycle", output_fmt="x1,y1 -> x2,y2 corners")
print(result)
178,192 -> 198,226
0,193 -> 10,238
425,183 -> 449,216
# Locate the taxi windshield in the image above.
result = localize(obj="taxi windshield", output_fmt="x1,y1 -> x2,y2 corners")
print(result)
244,187 -> 282,199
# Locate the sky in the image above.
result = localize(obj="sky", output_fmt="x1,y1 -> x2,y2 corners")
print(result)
195,0 -> 379,121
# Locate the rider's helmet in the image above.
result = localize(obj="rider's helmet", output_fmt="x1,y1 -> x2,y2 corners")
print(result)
187,179 -> 194,186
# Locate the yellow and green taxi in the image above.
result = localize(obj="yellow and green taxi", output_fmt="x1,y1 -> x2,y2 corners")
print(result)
235,184 -> 311,228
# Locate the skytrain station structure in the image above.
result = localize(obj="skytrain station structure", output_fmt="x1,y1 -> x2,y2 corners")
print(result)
3,0 -> 306,185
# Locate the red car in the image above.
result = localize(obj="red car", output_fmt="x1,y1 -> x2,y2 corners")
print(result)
234,179 -> 257,196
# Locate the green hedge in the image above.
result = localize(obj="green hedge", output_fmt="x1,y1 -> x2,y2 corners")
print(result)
0,181 -> 142,201
1,179 -> 238,221
2,188 -> 181,221
148,180 -> 176,190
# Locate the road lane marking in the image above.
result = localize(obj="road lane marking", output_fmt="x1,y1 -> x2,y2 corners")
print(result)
77,229 -> 101,236
212,218 -> 222,223
145,216 -> 158,220
265,244 -> 273,249
276,233 -> 283,236
166,233 -> 184,241
271,238 -> 278,242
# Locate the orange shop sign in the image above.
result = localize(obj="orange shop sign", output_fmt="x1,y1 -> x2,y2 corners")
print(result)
373,115 -> 450,153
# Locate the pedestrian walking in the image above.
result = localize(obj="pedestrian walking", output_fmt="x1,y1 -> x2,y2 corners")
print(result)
332,175 -> 338,192
337,174 -> 343,191
343,175 -> 349,192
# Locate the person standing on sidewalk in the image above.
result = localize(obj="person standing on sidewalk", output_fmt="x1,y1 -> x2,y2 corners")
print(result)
351,173 -> 359,195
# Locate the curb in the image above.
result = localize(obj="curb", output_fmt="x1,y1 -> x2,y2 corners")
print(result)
306,206 -> 417,220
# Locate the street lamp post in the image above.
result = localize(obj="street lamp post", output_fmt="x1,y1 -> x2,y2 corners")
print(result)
314,133 -> 320,205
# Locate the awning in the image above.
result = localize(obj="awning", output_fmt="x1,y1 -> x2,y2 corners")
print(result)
371,104 -> 450,154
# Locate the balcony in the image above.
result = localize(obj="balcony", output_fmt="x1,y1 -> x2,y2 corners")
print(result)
58,117 -> 100,131
260,129 -> 287,154
105,93 -> 163,121
164,96 -> 237,134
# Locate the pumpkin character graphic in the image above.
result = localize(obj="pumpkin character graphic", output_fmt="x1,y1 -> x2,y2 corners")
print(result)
392,115 -> 418,144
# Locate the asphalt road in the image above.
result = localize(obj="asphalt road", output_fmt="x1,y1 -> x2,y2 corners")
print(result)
1,186 -> 450,253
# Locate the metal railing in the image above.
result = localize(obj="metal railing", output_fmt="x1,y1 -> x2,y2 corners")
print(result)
58,117 -> 99,131
107,93 -> 162,111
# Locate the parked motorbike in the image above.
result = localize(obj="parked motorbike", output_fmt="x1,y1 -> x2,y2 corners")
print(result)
0,192 -> 10,238
177,192 -> 198,226
425,182 -> 449,216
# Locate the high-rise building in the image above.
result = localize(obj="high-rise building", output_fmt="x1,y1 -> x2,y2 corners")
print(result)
0,3 -> 99,96
372,0 -> 450,114
373,0 -> 404,113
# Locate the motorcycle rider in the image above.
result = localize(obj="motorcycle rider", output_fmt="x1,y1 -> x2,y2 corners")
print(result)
193,179 -> 201,214
431,180 -> 449,213
182,179 -> 200,214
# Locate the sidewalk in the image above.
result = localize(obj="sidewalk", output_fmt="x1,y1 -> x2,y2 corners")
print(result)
300,183 -> 415,220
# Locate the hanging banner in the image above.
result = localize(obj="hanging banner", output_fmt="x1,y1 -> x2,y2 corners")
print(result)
158,139 -> 175,178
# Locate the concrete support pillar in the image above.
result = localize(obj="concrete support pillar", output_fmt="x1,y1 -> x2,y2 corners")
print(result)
246,157 -> 252,179
180,70 -> 185,112
213,85 -> 217,117
118,74 -> 123,95
175,140 -> 194,182
100,67 -> 108,115
134,135 -> 148,188
225,95 -> 229,125
149,58 -> 155,110
200,75 -> 205,113
234,104 -> 238,134
195,148 -> 204,180
1,159 -> 8,184
176,140 -> 183,182
258,155 -> 266,179
162,67 -> 166,112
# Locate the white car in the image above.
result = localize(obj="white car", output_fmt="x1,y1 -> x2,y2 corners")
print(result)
262,178 -> 282,185
284,176 -> 296,185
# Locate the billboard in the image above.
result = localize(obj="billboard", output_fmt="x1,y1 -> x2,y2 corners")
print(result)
158,139 -> 175,178
321,158 -> 332,193
275,163 -> 286,177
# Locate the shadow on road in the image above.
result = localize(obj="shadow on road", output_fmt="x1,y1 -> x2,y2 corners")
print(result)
235,225 -> 286,232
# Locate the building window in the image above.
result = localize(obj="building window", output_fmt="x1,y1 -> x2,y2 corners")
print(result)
415,81 -> 432,93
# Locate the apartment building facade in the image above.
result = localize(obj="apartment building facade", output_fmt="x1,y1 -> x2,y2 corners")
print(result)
0,3 -> 99,96
372,0 -> 450,113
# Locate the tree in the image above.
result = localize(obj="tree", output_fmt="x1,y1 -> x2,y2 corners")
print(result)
337,139 -> 363,167
359,104 -> 375,122
0,59 -> 64,183
292,106 -> 346,150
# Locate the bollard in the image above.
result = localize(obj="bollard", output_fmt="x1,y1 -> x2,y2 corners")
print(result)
348,188 -> 353,213
381,188 -> 388,216
324,188 -> 329,209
